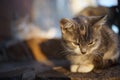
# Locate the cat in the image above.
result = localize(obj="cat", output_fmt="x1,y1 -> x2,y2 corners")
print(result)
59,15 -> 119,73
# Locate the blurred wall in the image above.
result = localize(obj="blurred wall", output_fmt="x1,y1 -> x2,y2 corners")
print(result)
31,0 -> 97,38
0,0 -> 98,41
0,0 -> 32,42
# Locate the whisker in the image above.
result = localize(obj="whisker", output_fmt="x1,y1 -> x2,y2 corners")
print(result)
55,48 -> 74,56
55,50 -> 68,56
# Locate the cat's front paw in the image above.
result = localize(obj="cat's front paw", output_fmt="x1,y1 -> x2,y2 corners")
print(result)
70,65 -> 79,72
77,64 -> 94,73
70,64 -> 94,73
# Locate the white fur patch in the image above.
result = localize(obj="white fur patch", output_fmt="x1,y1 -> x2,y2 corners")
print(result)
70,65 -> 79,72
74,46 -> 81,54
77,64 -> 94,73
70,64 -> 94,73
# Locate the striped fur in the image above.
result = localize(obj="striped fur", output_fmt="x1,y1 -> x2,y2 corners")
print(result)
60,15 -> 119,73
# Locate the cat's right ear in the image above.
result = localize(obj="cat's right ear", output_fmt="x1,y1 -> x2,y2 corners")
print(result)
60,18 -> 75,33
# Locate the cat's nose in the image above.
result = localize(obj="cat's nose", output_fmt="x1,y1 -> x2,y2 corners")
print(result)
81,48 -> 87,54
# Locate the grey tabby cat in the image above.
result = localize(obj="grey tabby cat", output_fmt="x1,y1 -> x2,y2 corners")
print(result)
60,15 -> 119,73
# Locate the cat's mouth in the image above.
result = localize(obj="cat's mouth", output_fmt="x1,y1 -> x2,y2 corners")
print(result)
71,53 -> 82,56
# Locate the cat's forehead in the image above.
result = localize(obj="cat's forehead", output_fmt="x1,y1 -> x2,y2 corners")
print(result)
73,16 -> 90,25
73,16 -> 93,41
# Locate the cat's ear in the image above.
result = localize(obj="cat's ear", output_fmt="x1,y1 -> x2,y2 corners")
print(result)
89,16 -> 107,30
60,18 -> 75,33
89,16 -> 106,24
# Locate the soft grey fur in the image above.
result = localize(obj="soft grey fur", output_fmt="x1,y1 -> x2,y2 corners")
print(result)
60,15 -> 119,73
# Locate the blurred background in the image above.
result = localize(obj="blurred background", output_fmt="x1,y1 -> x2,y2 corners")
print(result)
0,0 -> 119,79
0,0 -> 118,41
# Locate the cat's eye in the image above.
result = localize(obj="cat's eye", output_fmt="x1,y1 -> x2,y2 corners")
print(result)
72,42 -> 79,46
88,41 -> 94,45
88,39 -> 98,46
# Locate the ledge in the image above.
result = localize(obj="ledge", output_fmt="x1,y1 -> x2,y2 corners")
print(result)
37,64 -> 120,80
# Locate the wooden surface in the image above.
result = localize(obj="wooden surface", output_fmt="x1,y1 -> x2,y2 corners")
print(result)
37,65 -> 120,80
0,38 -> 120,80
1,61 -> 120,80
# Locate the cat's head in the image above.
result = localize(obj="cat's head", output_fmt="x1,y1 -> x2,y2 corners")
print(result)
60,15 -> 106,55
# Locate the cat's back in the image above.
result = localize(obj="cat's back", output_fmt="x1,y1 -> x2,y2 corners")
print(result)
101,23 -> 118,44
100,23 -> 119,62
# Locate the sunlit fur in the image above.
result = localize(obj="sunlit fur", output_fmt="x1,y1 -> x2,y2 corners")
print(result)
60,15 -> 119,73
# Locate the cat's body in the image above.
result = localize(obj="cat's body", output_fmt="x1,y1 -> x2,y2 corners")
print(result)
60,15 -> 119,73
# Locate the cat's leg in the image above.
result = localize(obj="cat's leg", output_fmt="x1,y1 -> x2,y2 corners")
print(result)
102,59 -> 116,68
102,51 -> 119,68
77,64 -> 94,73
70,64 -> 79,72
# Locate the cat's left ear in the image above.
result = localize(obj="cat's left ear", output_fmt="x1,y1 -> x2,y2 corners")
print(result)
90,15 -> 107,30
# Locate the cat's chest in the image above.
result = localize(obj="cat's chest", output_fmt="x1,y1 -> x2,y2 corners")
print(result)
67,54 -> 93,64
